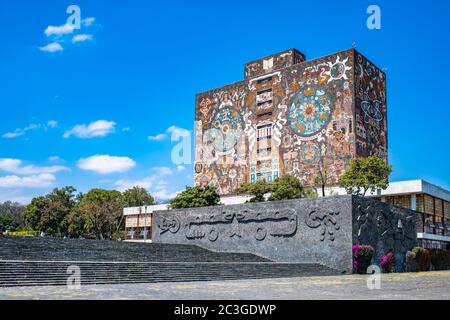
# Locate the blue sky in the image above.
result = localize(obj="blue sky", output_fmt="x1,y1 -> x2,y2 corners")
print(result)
0,0 -> 449,204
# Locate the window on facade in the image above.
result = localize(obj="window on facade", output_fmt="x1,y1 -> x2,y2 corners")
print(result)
257,76 -> 272,84
256,89 -> 273,103
424,195 -> 434,215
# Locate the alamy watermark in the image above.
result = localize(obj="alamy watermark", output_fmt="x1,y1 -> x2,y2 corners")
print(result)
366,265 -> 381,290
67,265 -> 81,290
66,5 -> 82,30
367,5 -> 381,30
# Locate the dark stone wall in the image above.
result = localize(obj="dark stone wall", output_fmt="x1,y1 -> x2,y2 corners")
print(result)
352,197 -> 421,270
153,196 -> 354,273
153,196 -> 421,273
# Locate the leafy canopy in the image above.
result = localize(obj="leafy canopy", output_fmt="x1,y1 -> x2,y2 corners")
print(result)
269,174 -> 317,201
339,155 -> 392,197
239,180 -> 272,202
239,174 -> 317,202
169,186 -> 220,209
122,186 -> 154,207
22,186 -> 155,239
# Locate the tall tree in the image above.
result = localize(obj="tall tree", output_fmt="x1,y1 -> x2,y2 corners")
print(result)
170,186 -> 220,209
238,180 -> 272,203
269,174 -> 317,201
339,155 -> 392,197
23,187 -> 78,236
0,201 -> 25,230
315,155 -> 332,197
122,187 -> 154,207
76,189 -> 124,239
23,196 -> 48,231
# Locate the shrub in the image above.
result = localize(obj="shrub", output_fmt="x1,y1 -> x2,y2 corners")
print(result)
169,186 -> 220,209
380,252 -> 396,273
412,247 -> 431,271
112,230 -> 125,241
430,249 -> 449,270
353,245 -> 374,274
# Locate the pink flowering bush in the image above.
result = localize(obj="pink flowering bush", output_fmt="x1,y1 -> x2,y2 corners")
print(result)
380,252 -> 396,273
353,245 -> 374,274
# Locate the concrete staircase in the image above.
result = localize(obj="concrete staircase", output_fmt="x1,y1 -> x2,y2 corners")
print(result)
0,236 -> 269,262
0,237 -> 339,287
0,261 -> 338,287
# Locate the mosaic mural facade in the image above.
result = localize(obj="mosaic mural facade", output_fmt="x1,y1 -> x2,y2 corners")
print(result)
195,48 -> 387,195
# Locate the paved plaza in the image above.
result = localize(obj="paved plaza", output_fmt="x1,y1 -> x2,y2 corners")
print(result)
1,271 -> 449,300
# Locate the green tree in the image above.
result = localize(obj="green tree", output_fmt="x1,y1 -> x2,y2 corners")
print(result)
0,214 -> 20,231
64,210 -> 89,238
169,186 -> 220,209
339,155 -> 392,197
303,187 -> 319,199
315,155 -> 332,197
23,187 -> 78,236
238,180 -> 272,203
23,196 -> 47,230
76,189 -> 124,239
122,186 -> 154,207
0,201 -> 25,229
269,175 -> 317,201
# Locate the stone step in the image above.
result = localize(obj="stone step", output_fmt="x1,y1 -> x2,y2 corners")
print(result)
0,261 -> 338,287
0,237 -> 270,262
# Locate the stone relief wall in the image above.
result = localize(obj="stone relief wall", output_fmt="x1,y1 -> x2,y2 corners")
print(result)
352,197 -> 421,270
154,196 -> 354,273
153,196 -> 420,273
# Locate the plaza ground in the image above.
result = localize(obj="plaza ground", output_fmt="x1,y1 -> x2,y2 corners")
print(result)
1,271 -> 449,300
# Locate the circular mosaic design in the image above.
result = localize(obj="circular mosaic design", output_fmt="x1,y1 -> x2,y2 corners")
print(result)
330,62 -> 346,79
300,144 -> 320,163
288,86 -> 332,137
209,107 -> 243,153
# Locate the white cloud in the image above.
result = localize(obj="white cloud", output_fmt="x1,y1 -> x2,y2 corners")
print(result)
2,121 -> 57,138
63,120 -> 116,139
122,127 -> 131,132
0,190 -> 33,204
72,34 -> 93,43
152,185 -> 182,201
77,155 -> 136,174
82,17 -> 96,26
2,124 -> 40,138
148,126 -> 191,142
176,165 -> 186,172
39,42 -> 64,53
0,173 -> 55,188
114,175 -> 180,201
0,158 -> 69,175
152,166 -> 173,176
115,176 -> 156,192
167,125 -> 191,137
47,120 -> 58,128
148,133 -> 167,141
48,156 -> 62,162
44,24 -> 75,37
114,164 -> 181,199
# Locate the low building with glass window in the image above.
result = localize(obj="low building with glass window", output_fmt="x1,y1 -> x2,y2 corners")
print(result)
318,179 -> 450,249
369,180 -> 450,250
123,204 -> 168,242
